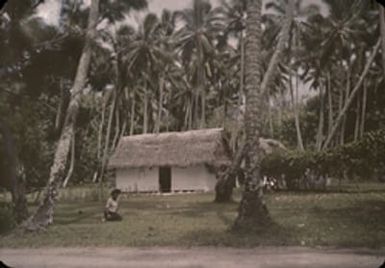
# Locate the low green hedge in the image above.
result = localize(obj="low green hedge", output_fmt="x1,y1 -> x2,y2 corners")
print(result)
261,129 -> 385,189
0,205 -> 16,234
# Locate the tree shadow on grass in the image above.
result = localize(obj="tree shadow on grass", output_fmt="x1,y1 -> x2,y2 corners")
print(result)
166,201 -> 238,218
180,222 -> 294,247
53,203 -> 104,225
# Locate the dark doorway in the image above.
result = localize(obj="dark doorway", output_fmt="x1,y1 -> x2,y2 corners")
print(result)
159,166 -> 172,193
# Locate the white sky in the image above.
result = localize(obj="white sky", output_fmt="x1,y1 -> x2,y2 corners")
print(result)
37,0 -> 325,26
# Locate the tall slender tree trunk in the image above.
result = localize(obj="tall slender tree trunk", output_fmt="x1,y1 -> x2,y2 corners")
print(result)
379,4 -> 385,78
323,39 -> 380,149
340,68 -> 350,145
185,98 -> 193,130
130,92 -> 136,136
94,90 -> 112,183
62,132 -> 75,188
193,91 -> 199,129
353,94 -> 361,141
290,71 -> 304,150
143,85 -> 149,134
233,0 -> 272,231
239,32 -> 245,108
54,79 -> 70,135
359,80 -> 367,138
327,72 -> 333,139
199,50 -> 206,129
267,95 -> 274,137
99,90 -> 117,184
316,83 -> 325,151
155,75 -> 165,133
201,88 -> 206,128
111,105 -> 121,151
23,0 -> 100,231
260,0 -> 294,96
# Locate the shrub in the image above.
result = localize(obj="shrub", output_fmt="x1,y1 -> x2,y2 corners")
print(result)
261,129 -> 385,189
0,205 -> 16,234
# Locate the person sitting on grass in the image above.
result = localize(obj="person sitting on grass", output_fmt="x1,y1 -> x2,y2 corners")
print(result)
103,189 -> 122,222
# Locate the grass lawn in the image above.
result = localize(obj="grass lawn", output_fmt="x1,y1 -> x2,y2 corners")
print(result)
1,182 -> 385,248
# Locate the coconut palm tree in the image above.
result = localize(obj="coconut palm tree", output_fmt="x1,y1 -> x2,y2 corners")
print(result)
175,0 -> 223,128
24,0 -> 101,231
233,0 -> 272,231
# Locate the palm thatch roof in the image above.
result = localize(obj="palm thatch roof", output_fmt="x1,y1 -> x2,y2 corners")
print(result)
109,128 -> 232,168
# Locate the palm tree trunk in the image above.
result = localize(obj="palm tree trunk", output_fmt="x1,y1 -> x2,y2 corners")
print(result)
130,92 -> 136,136
233,0 -> 272,231
111,105 -> 121,151
323,39 -> 380,149
143,86 -> 149,134
277,88 -> 283,128
201,88 -> 206,128
354,94 -> 360,141
99,90 -> 117,183
267,96 -> 274,137
239,32 -> 245,107
327,72 -> 333,138
359,80 -> 367,137
379,4 -> 385,78
23,0 -> 100,231
340,68 -> 350,145
54,79 -> 70,135
290,70 -> 304,150
155,75 -> 165,133
62,132 -> 75,188
260,0 -> 294,96
97,93 -> 108,160
316,83 -> 325,151
215,142 -> 247,203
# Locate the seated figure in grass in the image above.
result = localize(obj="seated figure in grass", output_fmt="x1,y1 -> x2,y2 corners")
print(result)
104,189 -> 122,222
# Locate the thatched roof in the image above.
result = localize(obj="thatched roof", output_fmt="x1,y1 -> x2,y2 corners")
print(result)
109,128 -> 231,168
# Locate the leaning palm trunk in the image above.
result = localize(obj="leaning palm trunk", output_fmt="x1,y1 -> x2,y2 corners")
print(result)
23,0 -> 100,231
323,39 -> 380,149
340,68 -> 351,145
360,80 -> 369,137
233,0 -> 273,231
62,132 -> 75,188
260,0 -> 294,96
353,94 -> 360,141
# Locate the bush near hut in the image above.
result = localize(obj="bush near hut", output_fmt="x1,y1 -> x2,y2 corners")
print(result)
261,129 -> 385,190
0,204 -> 16,234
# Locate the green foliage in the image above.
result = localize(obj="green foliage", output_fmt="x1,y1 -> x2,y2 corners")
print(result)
0,204 -> 16,234
262,129 -> 385,189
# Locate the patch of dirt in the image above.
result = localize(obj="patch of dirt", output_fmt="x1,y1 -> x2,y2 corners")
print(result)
0,247 -> 384,268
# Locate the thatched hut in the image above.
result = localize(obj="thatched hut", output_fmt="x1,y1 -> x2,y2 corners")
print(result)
108,128 -> 231,193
